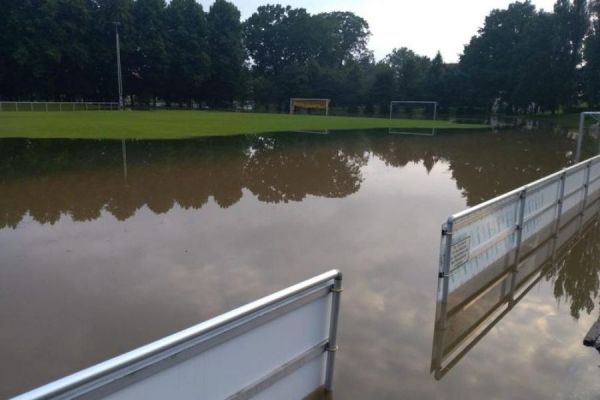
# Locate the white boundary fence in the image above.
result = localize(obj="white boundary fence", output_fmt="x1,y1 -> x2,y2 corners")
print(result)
437,153 -> 600,303
13,270 -> 343,400
0,102 -> 119,112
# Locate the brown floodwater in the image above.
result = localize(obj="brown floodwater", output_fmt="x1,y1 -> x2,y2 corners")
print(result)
1,125 -> 600,399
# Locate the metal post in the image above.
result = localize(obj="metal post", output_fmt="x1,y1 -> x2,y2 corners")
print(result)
576,112 -> 585,162
289,99 -> 293,115
30,102 -> 33,111
324,273 -> 343,392
508,190 -> 527,303
115,22 -> 124,110
433,102 -> 438,121
45,103 -> 48,112
578,162 -> 593,233
389,101 -> 393,120
440,218 -> 454,304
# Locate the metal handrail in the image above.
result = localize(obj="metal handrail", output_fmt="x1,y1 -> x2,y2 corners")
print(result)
451,154 -> 600,222
13,270 -> 342,400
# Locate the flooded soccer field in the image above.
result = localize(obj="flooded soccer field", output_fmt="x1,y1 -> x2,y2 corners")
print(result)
2,124 -> 600,399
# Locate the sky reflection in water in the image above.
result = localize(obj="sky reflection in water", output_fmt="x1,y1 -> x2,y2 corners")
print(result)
1,128 -> 600,399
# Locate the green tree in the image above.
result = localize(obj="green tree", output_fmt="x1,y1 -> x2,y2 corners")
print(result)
129,0 -> 168,104
460,1 -> 539,110
423,52 -> 446,103
553,0 -> 588,109
205,0 -> 243,107
385,47 -> 430,101
584,0 -> 600,106
91,0 -> 135,101
369,63 -> 395,115
314,12 -> 371,67
164,0 -> 209,105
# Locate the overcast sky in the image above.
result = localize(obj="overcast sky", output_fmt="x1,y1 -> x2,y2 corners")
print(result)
199,0 -> 557,62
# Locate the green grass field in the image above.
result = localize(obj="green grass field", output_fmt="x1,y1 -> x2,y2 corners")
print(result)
0,110 -> 487,140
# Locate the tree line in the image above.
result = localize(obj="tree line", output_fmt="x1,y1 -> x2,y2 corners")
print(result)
2,0 -> 600,114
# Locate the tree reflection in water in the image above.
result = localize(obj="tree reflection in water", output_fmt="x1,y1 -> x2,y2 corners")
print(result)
2,129 -> 600,322
1,129 -> 587,229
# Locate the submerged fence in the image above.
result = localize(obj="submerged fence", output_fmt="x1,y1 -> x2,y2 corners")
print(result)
432,186 -> 600,379
437,154 -> 600,302
433,115 -> 600,378
0,101 -> 119,111
13,270 -> 342,400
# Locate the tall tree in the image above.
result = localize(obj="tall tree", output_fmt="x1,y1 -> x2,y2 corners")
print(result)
164,0 -> 209,105
91,0 -> 135,101
369,63 -> 395,115
314,12 -> 371,67
205,0 -> 243,107
423,52 -> 446,106
553,0 -> 588,108
129,0 -> 168,104
584,0 -> 600,106
385,47 -> 431,101
460,1 -> 540,110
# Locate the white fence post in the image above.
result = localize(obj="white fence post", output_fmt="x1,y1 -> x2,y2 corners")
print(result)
324,274 -> 343,391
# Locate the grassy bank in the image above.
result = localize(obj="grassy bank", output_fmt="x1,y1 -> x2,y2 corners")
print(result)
0,110 -> 487,139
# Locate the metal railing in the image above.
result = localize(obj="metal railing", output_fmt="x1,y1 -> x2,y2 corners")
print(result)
13,270 -> 343,400
437,152 -> 600,302
0,101 -> 119,112
432,198 -> 600,379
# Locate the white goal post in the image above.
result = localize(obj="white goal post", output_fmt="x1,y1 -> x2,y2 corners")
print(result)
576,111 -> 600,162
390,101 -> 438,120
290,98 -> 330,116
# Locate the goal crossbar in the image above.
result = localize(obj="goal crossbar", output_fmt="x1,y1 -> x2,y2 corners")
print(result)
390,101 -> 438,120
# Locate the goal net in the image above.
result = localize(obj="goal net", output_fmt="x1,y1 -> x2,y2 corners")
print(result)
389,101 -> 438,120
289,98 -> 330,116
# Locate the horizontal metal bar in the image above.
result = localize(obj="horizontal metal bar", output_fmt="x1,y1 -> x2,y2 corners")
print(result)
590,174 -> 600,186
13,270 -> 341,400
466,225 -> 517,261
563,186 -> 584,201
452,155 -> 600,222
523,201 -> 558,224
227,340 -> 328,400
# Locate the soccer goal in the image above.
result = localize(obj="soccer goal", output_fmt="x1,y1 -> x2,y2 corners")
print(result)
389,100 -> 438,120
290,98 -> 330,116
389,100 -> 438,136
576,111 -> 600,162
